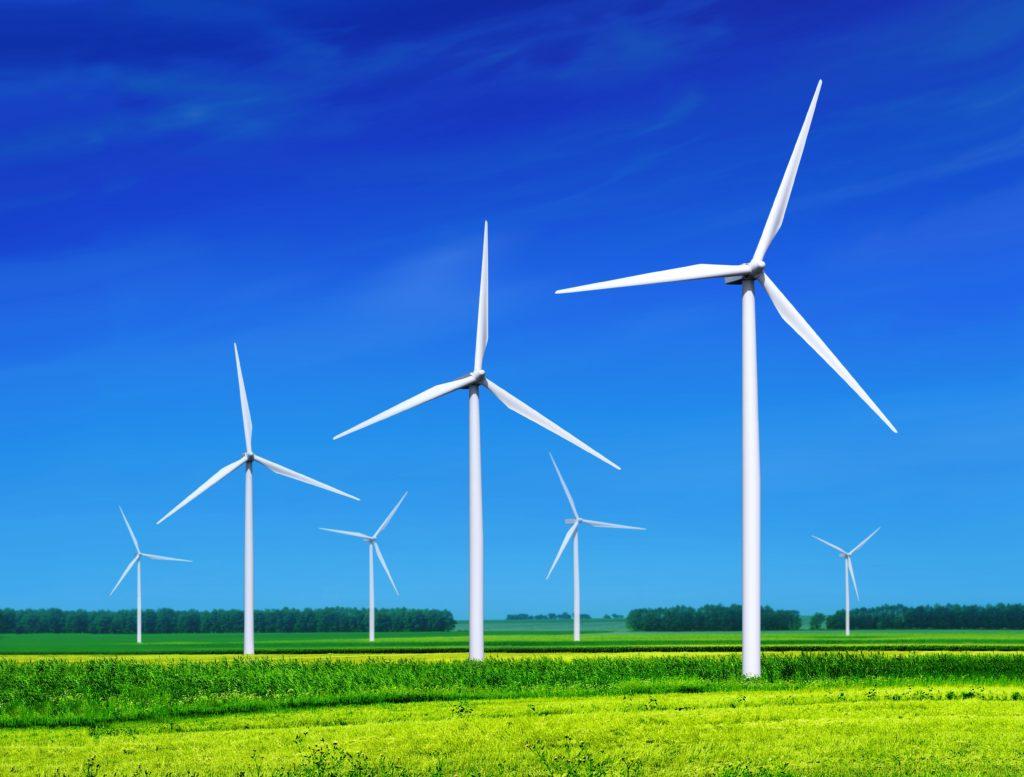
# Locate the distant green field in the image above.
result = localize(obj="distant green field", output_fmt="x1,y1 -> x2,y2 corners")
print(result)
4,623 -> 1024,654
2,650 -> 1023,774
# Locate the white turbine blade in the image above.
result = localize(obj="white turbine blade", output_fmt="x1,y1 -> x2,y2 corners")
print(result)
119,506 -> 139,552
373,543 -> 399,595
234,343 -> 253,453
580,519 -> 645,530
849,527 -> 881,555
546,522 -> 579,579
332,374 -> 478,441
760,274 -> 897,433
157,456 -> 247,524
751,80 -> 821,266
548,452 -> 579,520
254,455 -> 359,501
109,555 -> 139,595
811,535 -> 847,554
483,379 -> 619,470
319,528 -> 372,540
474,221 -> 489,371
556,263 -> 750,295
141,553 -> 191,563
374,491 -> 408,539
847,557 -> 860,601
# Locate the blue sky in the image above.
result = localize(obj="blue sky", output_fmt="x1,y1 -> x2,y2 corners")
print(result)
0,0 -> 1021,619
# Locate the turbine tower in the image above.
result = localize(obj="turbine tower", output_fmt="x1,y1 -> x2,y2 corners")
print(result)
320,492 -> 407,642
333,222 -> 618,660
158,344 -> 358,655
555,81 -> 896,677
110,506 -> 190,644
545,453 -> 644,641
812,528 -> 879,636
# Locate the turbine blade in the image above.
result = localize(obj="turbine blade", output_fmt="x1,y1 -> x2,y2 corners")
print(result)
119,506 -> 139,552
556,263 -> 751,295
157,456 -> 247,524
483,379 -> 619,470
374,492 -> 408,538
373,543 -> 399,595
332,374 -> 478,440
319,528 -> 372,540
234,343 -> 253,453
109,555 -> 139,595
811,535 -> 847,554
548,453 -> 579,519
760,274 -> 897,433
254,455 -> 359,501
751,80 -> 821,265
847,557 -> 860,601
474,221 -> 489,371
849,527 -> 881,555
546,522 -> 579,579
579,519 -> 645,530
140,553 -> 191,563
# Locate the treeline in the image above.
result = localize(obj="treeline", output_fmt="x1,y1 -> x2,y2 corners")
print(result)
505,613 -> 624,620
823,604 -> 1024,630
0,607 -> 455,634
626,605 -> 801,631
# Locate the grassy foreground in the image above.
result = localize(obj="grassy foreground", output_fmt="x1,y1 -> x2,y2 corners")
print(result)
2,651 -> 1024,774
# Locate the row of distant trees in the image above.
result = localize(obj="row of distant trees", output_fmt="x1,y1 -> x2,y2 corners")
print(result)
0,607 -> 455,633
505,613 -> 624,620
626,605 -> 801,631
807,604 -> 1024,630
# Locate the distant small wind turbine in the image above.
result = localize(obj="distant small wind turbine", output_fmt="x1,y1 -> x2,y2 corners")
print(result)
110,507 -> 190,644
158,344 -> 358,655
555,81 -> 896,676
320,492 -> 407,642
812,528 -> 880,636
545,453 -> 644,642
332,222 -> 618,661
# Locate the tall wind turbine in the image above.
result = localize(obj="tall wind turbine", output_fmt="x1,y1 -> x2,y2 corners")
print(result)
158,344 -> 359,655
545,453 -> 644,642
320,492 -> 407,642
333,222 -> 618,660
812,528 -> 879,636
110,506 -> 190,644
555,81 -> 896,677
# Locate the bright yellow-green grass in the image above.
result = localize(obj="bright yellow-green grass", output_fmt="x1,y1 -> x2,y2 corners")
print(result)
3,649 -> 1024,774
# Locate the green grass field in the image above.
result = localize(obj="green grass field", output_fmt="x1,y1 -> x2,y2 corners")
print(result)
4,629 -> 1024,774
4,622 -> 1024,654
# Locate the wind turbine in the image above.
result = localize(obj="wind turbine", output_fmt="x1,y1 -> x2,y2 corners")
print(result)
333,222 -> 619,660
110,506 -> 190,644
158,344 -> 359,655
545,453 -> 644,642
555,81 -> 897,677
812,528 -> 880,636
320,492 -> 407,642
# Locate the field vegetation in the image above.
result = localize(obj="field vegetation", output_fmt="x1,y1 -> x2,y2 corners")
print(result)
2,649 -> 1024,774
4,623 -> 1024,654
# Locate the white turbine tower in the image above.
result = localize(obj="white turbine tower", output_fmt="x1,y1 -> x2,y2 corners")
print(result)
545,453 -> 644,642
333,222 -> 618,661
158,344 -> 359,655
110,506 -> 190,644
812,528 -> 879,636
320,492 -> 406,642
555,81 -> 896,677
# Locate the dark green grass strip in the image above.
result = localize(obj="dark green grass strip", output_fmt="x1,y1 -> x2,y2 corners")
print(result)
3,652 -> 1024,729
